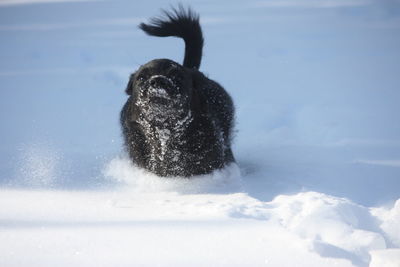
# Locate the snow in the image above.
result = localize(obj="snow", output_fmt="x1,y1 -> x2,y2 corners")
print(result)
104,157 -> 242,194
1,179 -> 399,266
371,199 -> 400,248
1,0 -> 400,266
370,249 -> 400,267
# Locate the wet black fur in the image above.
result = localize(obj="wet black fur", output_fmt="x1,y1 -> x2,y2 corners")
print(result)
120,6 -> 235,177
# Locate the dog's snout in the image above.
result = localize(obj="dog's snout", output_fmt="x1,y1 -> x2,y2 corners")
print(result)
149,76 -> 173,89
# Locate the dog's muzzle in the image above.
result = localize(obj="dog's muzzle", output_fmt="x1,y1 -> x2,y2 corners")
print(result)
134,74 -> 190,124
138,75 -> 179,106
150,74 -> 176,91
149,75 -> 174,90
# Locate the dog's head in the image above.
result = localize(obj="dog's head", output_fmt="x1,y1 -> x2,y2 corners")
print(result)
126,58 -> 201,126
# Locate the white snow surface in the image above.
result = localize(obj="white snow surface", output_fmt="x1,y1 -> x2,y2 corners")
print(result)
1,0 -> 400,266
1,158 -> 399,266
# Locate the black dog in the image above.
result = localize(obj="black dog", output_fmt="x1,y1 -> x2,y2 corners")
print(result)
120,6 -> 235,177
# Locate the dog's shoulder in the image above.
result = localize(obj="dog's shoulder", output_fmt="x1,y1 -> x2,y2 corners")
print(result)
191,70 -> 234,114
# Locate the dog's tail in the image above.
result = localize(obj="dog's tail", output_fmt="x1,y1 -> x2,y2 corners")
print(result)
139,6 -> 204,69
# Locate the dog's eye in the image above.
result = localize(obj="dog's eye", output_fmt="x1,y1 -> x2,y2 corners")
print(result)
136,74 -> 146,82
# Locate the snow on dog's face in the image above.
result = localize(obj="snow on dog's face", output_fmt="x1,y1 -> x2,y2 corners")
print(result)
126,59 -> 193,127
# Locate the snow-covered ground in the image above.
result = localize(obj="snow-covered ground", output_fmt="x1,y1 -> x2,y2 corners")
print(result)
1,0 -> 400,266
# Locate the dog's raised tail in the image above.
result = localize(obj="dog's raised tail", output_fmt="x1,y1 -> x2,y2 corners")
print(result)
139,6 -> 204,69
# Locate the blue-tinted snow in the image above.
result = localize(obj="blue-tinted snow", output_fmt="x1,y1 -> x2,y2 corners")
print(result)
0,0 -> 399,204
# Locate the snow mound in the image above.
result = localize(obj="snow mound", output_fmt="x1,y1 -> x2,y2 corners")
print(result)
180,191 -> 392,266
103,156 -> 243,194
371,199 -> 400,247
267,192 -> 387,265
102,157 -> 399,265
370,249 -> 400,267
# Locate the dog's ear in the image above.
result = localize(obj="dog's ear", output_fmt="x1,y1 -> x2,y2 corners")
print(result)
125,73 -> 136,95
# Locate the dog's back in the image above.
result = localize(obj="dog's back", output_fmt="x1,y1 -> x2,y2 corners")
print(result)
139,6 -> 204,69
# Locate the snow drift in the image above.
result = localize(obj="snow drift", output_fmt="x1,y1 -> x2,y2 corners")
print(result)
1,162 -> 400,266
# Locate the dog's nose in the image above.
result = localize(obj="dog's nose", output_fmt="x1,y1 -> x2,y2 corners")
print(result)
149,76 -> 173,89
